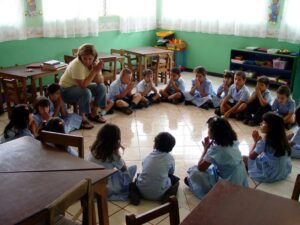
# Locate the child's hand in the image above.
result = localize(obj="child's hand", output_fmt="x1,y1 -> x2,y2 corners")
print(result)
252,130 -> 262,142
223,83 -> 229,92
224,111 -> 231,118
202,136 -> 212,150
127,82 -> 135,91
195,80 -> 201,88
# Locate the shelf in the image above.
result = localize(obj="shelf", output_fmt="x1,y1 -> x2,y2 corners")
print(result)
230,62 -> 292,73
232,49 -> 297,59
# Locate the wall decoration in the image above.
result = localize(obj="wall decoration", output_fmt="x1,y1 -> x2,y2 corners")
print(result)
26,0 -> 37,16
269,0 -> 279,23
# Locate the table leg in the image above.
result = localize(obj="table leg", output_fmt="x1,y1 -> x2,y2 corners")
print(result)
0,79 -> 4,114
31,79 -> 37,102
94,179 -> 109,225
138,55 -> 143,81
39,78 -> 43,96
113,60 -> 117,81
21,79 -> 28,103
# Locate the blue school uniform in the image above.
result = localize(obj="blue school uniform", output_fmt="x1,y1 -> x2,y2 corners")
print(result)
184,78 -> 216,107
228,84 -> 250,103
33,114 -> 45,128
291,127 -> 300,158
136,150 -> 175,201
167,77 -> 185,95
260,89 -> 273,105
211,84 -> 232,108
0,127 -> 33,144
272,98 -> 295,116
108,78 -> 127,101
248,139 -> 292,183
87,153 -> 137,201
49,99 -> 82,133
136,80 -> 152,96
186,141 -> 248,198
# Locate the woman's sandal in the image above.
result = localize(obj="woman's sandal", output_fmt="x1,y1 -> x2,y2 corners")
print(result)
88,114 -> 106,123
81,120 -> 94,129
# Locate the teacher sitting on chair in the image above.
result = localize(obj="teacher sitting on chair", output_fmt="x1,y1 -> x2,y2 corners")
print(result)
60,43 -> 107,129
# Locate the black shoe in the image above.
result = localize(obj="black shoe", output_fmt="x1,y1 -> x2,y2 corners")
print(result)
160,181 -> 180,204
106,109 -> 114,115
235,112 -> 244,121
171,99 -> 181,104
243,119 -> 249,125
207,101 -> 214,109
139,101 -> 149,108
184,177 -> 190,187
184,100 -> 193,106
214,108 -> 221,116
200,102 -> 209,110
285,123 -> 295,130
248,120 -> 258,126
128,182 -> 141,206
161,97 -> 169,103
119,107 -> 133,115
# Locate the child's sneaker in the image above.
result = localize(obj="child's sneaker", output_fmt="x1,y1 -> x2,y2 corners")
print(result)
235,112 -> 244,121
160,181 -> 180,204
200,102 -> 209,110
243,119 -> 249,125
128,182 -> 141,206
248,120 -> 258,126
214,108 -> 221,116
184,100 -> 193,106
120,107 -> 133,115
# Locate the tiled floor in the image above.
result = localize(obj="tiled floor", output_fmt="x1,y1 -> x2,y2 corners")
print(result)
1,72 -> 299,225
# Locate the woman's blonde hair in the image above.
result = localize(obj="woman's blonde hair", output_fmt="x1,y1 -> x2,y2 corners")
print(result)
77,43 -> 98,63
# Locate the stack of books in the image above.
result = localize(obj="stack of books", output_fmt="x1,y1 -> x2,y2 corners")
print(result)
42,60 -> 67,71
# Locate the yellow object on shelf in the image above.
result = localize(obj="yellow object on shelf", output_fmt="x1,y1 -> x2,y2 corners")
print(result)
166,39 -> 187,50
156,31 -> 174,38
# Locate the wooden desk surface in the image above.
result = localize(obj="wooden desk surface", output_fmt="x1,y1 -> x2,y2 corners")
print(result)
0,63 -> 65,79
0,169 -> 115,225
124,46 -> 173,56
180,181 -> 300,225
0,136 -> 103,172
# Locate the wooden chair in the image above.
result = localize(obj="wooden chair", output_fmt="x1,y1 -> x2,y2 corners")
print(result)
110,49 -> 125,72
121,50 -> 141,81
151,54 -> 170,86
72,48 -> 79,56
64,55 -> 76,64
39,130 -> 84,158
291,174 -> 300,201
2,78 -> 32,118
125,196 -> 180,225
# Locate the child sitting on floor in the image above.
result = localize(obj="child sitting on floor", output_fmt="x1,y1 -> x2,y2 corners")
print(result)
184,66 -> 215,110
212,70 -> 234,109
289,106 -> 300,158
0,104 -> 35,143
185,116 -> 248,198
136,69 -> 160,106
219,71 -> 250,120
47,83 -> 86,131
108,68 -> 142,115
243,76 -> 273,126
159,67 -> 185,104
245,112 -> 292,183
33,97 -> 51,131
87,123 -> 137,201
132,132 -> 180,205
272,85 -> 296,129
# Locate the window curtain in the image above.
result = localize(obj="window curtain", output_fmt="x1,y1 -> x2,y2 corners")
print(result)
42,0 -> 103,38
160,0 -> 269,37
278,0 -> 300,44
107,0 -> 156,33
0,0 -> 26,42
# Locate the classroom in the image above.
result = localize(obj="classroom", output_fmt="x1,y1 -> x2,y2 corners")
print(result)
1,1 -> 300,225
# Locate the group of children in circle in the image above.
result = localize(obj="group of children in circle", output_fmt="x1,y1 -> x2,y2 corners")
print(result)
1,64 -> 300,205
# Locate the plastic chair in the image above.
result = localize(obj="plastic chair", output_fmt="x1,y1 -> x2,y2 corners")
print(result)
125,196 -> 180,225
39,130 -> 84,158
291,174 -> 300,201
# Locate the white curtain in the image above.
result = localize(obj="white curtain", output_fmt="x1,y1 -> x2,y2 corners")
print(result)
278,0 -> 300,44
161,0 -> 269,37
106,0 -> 156,33
42,0 -> 104,38
0,0 -> 26,42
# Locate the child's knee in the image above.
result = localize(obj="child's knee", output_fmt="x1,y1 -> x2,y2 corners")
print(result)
116,100 -> 128,108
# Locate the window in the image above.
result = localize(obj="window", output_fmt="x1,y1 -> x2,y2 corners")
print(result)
161,0 -> 269,37
0,0 -> 26,42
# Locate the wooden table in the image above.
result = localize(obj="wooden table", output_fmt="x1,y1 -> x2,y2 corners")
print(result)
0,63 -> 66,103
180,181 -> 300,225
124,46 -> 174,81
0,136 -> 102,173
98,52 -> 118,82
0,136 -> 115,225
0,170 -> 115,225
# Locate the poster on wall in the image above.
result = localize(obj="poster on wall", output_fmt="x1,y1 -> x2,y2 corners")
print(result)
269,0 -> 279,23
27,0 -> 37,16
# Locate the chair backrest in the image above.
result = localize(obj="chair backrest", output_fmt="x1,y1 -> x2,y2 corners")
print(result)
47,179 -> 92,225
39,130 -> 84,158
64,55 -> 76,64
125,196 -> 180,225
111,49 -> 125,56
2,78 -> 22,118
292,174 -> 300,201
72,48 -> 79,56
